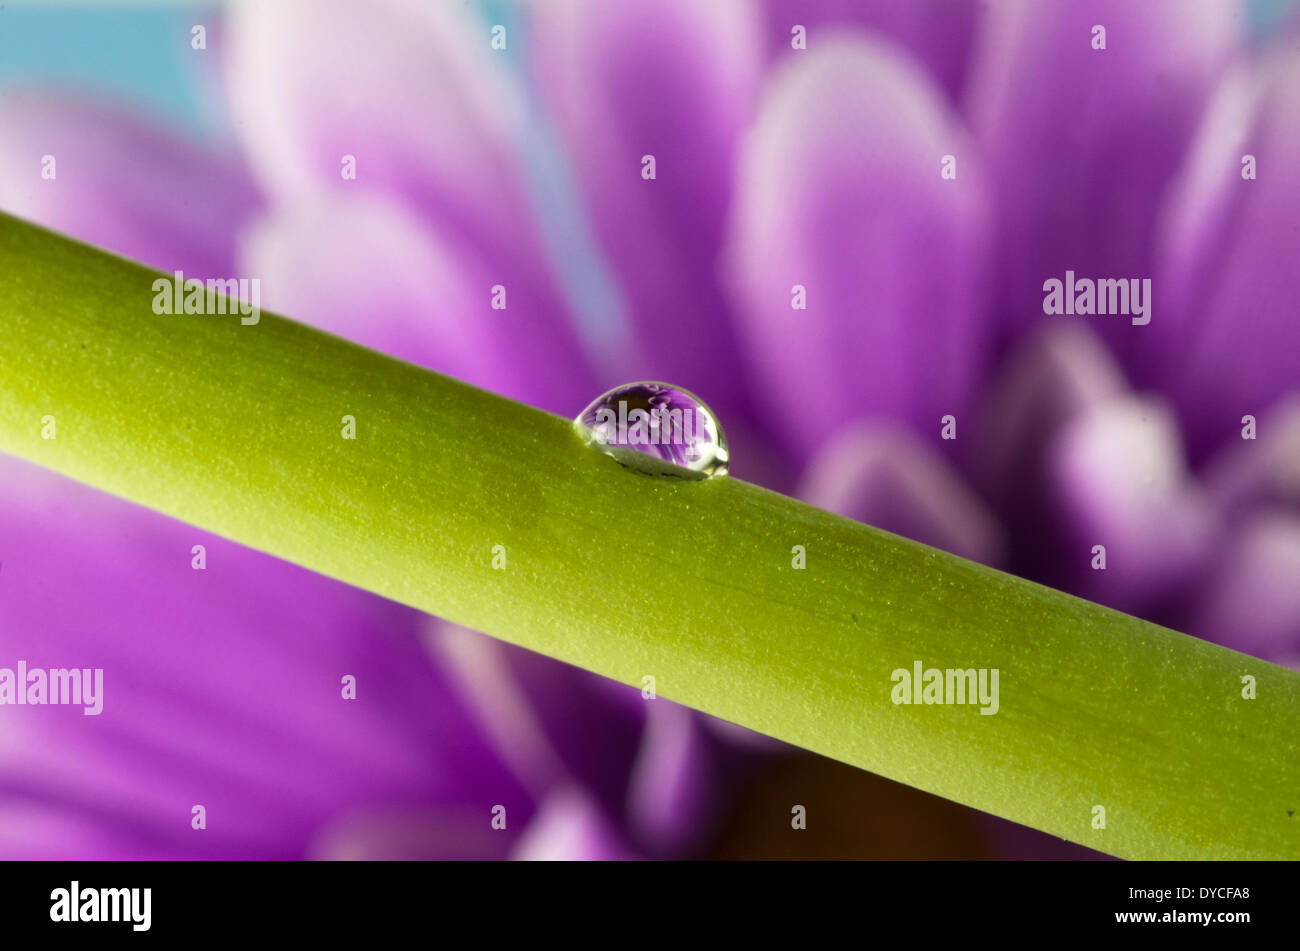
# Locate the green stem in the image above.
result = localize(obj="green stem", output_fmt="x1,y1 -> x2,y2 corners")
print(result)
1,212 -> 1296,859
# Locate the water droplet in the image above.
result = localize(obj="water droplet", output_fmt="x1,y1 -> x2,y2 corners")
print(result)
574,382 -> 729,479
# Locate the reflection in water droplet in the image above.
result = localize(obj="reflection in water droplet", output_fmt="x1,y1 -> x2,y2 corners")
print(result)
574,382 -> 729,479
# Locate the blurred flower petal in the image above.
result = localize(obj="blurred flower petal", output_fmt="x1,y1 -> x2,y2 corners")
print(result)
512,788 -> 637,861
427,621 -> 646,818
1202,396 -> 1300,519
0,92 -> 258,277
225,0 -> 525,250
310,806 -> 512,860
1186,512 -> 1300,662
965,0 -> 1242,356
532,0 -> 763,416
761,0 -> 979,100
226,0 -> 582,377
974,324 -> 1127,508
725,35 -> 992,465
1045,396 -> 1215,611
0,803 -> 146,860
626,703 -> 716,856
800,421 -> 1005,566
0,457 -> 526,858
1147,51 -> 1300,458
425,624 -> 571,798
239,192 -> 595,413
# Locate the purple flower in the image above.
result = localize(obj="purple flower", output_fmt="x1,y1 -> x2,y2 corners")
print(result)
964,0 -> 1243,365
0,92 -> 259,278
1145,48 -> 1300,460
724,33 -> 994,466
1,0 -> 1296,861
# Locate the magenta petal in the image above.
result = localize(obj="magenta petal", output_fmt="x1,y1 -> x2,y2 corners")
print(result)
1145,52 -> 1300,458
429,622 -> 646,821
799,422 -> 1005,566
239,193 -> 596,413
974,325 -> 1127,508
1186,513 -> 1300,662
309,806 -> 513,860
761,0 -> 980,100
1044,396 -> 1215,612
725,36 -> 993,464
531,0 -> 763,415
1202,396 -> 1300,520
625,703 -> 716,856
225,0 -> 530,255
0,93 -> 258,277
964,0 -> 1243,353
512,788 -> 638,861
0,458 -> 526,859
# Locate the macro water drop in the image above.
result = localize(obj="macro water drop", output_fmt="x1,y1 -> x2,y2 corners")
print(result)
574,382 -> 729,479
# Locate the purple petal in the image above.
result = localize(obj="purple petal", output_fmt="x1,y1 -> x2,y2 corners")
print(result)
625,703 -> 717,856
1044,396 -> 1215,612
799,421 -> 1006,566
973,324 -> 1127,509
0,93 -> 259,277
429,622 -> 646,822
530,0 -> 764,418
1145,51 -> 1300,458
226,0 -> 585,400
512,788 -> 638,861
1185,513 -> 1300,662
0,458 -> 527,859
225,0 -> 527,252
761,0 -> 980,101
1201,396 -> 1300,520
239,193 -> 596,414
309,806 -> 513,860
964,0 -> 1243,359
725,35 -> 993,464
